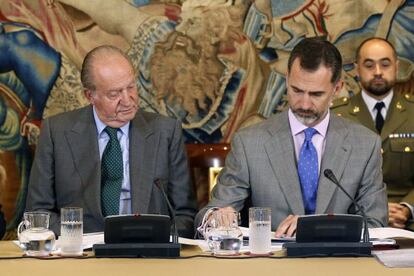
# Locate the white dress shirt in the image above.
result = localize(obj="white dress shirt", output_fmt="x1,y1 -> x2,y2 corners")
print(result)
93,107 -> 132,215
361,90 -> 393,121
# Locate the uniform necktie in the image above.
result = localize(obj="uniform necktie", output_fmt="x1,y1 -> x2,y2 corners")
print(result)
101,127 -> 123,216
298,128 -> 319,215
374,102 -> 385,133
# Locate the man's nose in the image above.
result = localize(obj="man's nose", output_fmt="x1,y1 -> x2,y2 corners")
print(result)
300,95 -> 313,110
119,89 -> 132,104
375,63 -> 383,76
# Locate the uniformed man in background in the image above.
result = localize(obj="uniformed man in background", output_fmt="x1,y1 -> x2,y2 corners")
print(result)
332,37 -> 414,229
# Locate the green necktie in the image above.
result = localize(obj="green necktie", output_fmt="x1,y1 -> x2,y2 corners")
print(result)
101,126 -> 123,217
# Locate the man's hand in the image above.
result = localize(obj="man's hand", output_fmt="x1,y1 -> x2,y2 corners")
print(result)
197,206 -> 237,238
208,206 -> 237,228
388,202 -> 412,228
275,215 -> 299,238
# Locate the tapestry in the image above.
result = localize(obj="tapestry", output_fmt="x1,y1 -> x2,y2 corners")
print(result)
1,0 -> 413,235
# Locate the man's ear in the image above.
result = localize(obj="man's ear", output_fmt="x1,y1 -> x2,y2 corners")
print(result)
354,62 -> 360,81
334,80 -> 344,97
84,89 -> 94,104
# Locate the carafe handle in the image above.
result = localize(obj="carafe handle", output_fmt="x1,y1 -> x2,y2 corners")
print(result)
17,220 -> 27,239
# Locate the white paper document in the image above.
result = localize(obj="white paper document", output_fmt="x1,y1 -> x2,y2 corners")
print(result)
80,232 -> 105,249
182,239 -> 284,253
373,249 -> 414,268
239,227 -> 414,243
368,227 -> 414,240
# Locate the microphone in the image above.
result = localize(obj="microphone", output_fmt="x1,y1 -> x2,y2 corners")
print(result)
93,180 -> 181,257
323,169 -> 370,243
154,179 -> 178,244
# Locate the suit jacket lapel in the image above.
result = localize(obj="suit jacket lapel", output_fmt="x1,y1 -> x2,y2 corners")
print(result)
381,93 -> 407,141
65,106 -> 103,221
264,112 -> 305,215
316,114 -> 352,213
129,111 -> 157,214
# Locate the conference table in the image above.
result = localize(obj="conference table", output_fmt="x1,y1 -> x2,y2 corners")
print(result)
0,241 -> 413,276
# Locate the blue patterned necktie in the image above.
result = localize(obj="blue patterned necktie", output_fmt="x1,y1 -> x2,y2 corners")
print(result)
298,128 -> 319,215
101,127 -> 123,217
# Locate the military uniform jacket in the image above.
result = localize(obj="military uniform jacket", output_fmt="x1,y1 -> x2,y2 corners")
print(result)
332,92 -> 414,208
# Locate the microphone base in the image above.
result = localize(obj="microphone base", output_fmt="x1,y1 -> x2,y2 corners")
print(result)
93,242 -> 180,258
284,242 -> 372,257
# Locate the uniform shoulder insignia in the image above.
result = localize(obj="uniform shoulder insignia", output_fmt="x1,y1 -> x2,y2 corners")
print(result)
331,96 -> 350,109
403,93 -> 414,103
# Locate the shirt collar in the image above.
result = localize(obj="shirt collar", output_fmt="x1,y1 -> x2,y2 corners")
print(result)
92,106 -> 130,137
361,89 -> 394,113
288,108 -> 330,138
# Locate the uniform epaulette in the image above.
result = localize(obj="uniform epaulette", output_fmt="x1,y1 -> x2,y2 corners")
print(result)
331,96 -> 350,109
403,93 -> 414,103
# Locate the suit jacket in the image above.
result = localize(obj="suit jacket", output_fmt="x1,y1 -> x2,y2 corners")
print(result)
26,105 -> 197,238
332,92 -> 414,206
0,205 -> 5,239
195,111 -> 387,230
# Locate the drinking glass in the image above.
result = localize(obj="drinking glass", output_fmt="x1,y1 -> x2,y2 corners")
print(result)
60,207 -> 83,256
204,209 -> 242,255
249,207 -> 271,254
17,211 -> 56,256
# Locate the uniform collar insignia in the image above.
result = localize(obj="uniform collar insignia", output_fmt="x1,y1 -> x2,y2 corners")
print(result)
352,106 -> 360,113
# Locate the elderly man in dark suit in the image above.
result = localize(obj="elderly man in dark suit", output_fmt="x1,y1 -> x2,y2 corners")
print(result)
196,37 -> 387,238
26,45 -> 197,238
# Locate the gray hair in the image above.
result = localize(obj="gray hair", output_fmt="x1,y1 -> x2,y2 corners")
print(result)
80,45 -> 134,91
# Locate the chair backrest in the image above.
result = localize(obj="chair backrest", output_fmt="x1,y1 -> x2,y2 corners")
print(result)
186,143 -> 230,208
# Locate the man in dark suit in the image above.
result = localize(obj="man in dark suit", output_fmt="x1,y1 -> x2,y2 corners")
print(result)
195,38 -> 387,237
26,45 -> 197,238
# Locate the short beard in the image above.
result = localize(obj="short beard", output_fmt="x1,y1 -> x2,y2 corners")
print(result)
292,108 -> 321,126
361,78 -> 395,97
